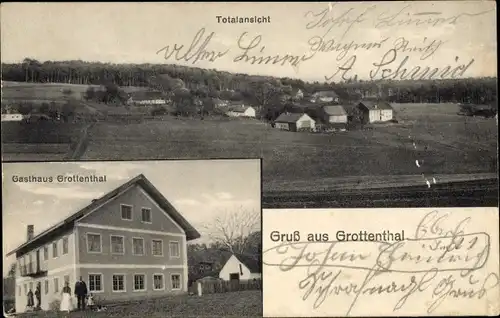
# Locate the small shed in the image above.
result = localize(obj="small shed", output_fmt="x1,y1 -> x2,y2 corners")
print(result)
219,254 -> 261,281
274,112 -> 316,132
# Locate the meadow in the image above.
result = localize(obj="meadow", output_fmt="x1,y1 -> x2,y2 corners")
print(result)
1,81 -> 147,101
14,290 -> 262,317
1,80 -> 497,191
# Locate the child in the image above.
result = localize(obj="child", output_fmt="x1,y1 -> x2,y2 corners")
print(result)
86,293 -> 95,311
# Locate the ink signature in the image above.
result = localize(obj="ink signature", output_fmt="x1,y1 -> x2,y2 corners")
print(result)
156,28 -> 228,65
263,210 -> 499,316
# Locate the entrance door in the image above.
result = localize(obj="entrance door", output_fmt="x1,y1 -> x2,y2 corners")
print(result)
229,273 -> 240,291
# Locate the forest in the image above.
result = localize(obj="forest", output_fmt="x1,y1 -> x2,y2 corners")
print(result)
1,59 -> 497,112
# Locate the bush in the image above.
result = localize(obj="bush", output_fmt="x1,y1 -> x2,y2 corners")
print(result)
49,299 -> 60,311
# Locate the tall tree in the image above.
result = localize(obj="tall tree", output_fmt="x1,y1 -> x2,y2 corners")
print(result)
202,207 -> 260,254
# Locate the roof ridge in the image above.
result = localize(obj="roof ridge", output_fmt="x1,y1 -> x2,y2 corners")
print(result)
6,173 -> 200,257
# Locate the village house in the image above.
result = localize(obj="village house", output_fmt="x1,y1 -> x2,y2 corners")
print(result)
357,100 -> 394,123
292,88 -> 304,101
323,105 -> 348,124
7,174 -> 200,314
127,91 -> 169,105
212,98 -> 229,108
225,104 -> 257,118
274,112 -> 316,132
1,113 -> 24,121
310,90 -> 339,103
218,254 -> 261,282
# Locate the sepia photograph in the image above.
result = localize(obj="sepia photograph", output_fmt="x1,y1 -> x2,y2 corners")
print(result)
2,160 -> 262,317
0,2 -> 498,208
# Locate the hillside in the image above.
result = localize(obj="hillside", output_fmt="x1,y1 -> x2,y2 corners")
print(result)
2,59 -> 497,109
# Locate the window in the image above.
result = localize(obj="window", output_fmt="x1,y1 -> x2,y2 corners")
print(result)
64,275 -> 70,284
133,274 -> 146,291
62,237 -> 69,255
28,254 -> 33,271
54,278 -> 59,293
52,242 -> 58,258
29,282 -> 33,291
153,274 -> 164,290
43,246 -> 49,260
111,235 -> 125,254
141,208 -> 152,223
18,286 -> 21,296
87,233 -> 102,253
24,284 -> 27,295
152,239 -> 163,256
171,274 -> 181,290
112,274 -> 125,292
89,274 -> 103,292
132,238 -> 145,255
169,241 -> 180,258
121,204 -> 132,220
44,280 -> 49,294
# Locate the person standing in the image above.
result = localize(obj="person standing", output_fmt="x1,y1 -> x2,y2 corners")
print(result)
26,289 -> 34,311
74,276 -> 88,311
60,281 -> 73,313
34,284 -> 41,309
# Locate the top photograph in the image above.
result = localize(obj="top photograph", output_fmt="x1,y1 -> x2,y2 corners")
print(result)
1,2 -> 497,208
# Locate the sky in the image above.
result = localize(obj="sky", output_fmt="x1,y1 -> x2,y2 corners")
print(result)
0,1 -> 496,82
1,160 -> 261,276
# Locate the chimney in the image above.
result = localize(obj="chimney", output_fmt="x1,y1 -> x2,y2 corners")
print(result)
27,225 -> 34,241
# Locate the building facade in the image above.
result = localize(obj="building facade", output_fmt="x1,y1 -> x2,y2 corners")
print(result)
357,101 -> 394,123
225,105 -> 256,118
218,254 -> 261,281
9,174 -> 200,313
323,105 -> 348,124
274,113 -> 316,132
1,114 -> 24,121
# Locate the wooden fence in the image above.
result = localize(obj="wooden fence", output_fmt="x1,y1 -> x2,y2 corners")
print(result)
190,279 -> 262,295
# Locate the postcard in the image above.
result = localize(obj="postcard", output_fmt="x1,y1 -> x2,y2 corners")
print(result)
2,160 -> 262,316
262,207 -> 500,317
0,1 -> 497,208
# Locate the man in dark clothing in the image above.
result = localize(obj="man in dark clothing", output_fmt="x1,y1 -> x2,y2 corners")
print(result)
74,276 -> 88,310
34,284 -> 41,309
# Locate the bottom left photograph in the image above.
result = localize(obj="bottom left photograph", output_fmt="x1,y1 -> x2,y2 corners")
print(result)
2,159 -> 262,317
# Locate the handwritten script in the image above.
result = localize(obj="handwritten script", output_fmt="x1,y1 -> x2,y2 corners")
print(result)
156,4 -> 493,81
263,210 -> 499,316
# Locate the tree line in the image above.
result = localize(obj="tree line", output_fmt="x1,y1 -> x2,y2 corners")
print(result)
2,59 -> 497,116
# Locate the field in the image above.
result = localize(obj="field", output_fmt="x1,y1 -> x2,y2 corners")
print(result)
77,103 -> 498,191
14,291 -> 261,318
1,80 -> 497,194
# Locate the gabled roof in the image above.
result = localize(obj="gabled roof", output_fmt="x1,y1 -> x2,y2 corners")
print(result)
6,174 -> 201,257
323,105 -> 347,116
358,100 -> 393,110
233,253 -> 261,273
274,112 -> 308,123
227,105 -> 252,113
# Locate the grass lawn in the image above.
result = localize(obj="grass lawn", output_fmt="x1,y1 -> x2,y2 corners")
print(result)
1,81 -> 148,102
80,103 -> 497,192
15,291 -> 262,318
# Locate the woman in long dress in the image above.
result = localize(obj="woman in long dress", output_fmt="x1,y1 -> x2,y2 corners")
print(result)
60,282 -> 73,312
